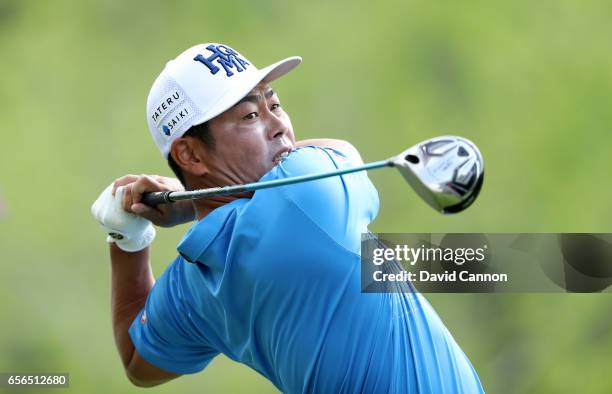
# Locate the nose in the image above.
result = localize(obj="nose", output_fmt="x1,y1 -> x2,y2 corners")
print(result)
264,111 -> 288,140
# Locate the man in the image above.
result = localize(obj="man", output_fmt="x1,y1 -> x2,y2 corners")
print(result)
92,43 -> 484,393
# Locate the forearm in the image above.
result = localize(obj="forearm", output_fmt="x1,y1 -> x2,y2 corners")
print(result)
110,243 -> 155,368
296,138 -> 346,148
296,139 -> 363,164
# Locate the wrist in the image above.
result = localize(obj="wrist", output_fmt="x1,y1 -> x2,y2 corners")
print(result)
107,224 -> 156,252
180,200 -> 197,223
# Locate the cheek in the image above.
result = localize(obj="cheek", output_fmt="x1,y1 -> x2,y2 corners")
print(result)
230,129 -> 270,163
240,144 -> 268,165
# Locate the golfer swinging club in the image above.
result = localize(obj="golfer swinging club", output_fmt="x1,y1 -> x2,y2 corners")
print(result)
92,43 -> 484,393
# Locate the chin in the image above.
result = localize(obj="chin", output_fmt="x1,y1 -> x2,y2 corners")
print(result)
249,163 -> 274,182
262,163 -> 276,176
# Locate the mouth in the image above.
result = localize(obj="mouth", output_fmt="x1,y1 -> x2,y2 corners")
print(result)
272,147 -> 293,165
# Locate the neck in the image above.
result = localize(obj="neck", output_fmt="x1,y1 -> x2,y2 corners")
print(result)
193,197 -> 236,220
186,175 -> 255,221
192,193 -> 254,221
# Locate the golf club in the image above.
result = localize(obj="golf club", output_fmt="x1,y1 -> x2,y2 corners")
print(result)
142,136 -> 484,214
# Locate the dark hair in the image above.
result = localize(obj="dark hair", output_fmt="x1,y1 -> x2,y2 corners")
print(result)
167,122 -> 215,187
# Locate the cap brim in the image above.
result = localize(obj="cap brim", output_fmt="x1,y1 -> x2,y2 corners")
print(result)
260,56 -> 302,83
193,56 -> 302,127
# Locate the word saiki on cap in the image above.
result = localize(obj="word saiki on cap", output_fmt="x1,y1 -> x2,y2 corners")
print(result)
147,43 -> 301,157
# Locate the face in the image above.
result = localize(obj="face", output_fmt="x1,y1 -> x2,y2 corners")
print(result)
200,82 -> 296,185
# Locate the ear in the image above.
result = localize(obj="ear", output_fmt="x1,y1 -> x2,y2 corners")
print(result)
169,137 -> 209,178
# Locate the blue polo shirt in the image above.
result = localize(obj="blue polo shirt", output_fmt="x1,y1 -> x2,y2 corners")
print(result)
129,146 -> 483,393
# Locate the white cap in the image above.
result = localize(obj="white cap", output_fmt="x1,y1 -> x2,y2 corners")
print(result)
146,43 -> 301,158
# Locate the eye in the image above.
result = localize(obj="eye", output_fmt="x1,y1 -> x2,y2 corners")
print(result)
271,103 -> 281,111
243,112 -> 258,120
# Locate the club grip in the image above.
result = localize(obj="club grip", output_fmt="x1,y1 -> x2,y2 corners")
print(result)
141,191 -> 173,207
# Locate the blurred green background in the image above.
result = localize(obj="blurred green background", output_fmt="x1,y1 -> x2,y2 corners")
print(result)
1,0 -> 611,393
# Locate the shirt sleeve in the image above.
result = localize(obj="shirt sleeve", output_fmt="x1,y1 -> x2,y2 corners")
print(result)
128,257 -> 219,374
261,146 -> 379,254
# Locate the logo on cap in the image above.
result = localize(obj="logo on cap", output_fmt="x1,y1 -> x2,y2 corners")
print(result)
193,44 -> 250,77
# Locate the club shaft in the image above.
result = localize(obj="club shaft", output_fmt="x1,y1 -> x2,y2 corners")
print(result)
143,159 -> 394,206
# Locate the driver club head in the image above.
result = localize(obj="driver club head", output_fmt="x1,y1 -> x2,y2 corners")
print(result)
391,136 -> 484,214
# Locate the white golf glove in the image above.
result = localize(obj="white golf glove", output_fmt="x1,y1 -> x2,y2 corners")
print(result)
91,184 -> 156,252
